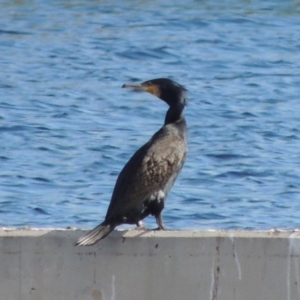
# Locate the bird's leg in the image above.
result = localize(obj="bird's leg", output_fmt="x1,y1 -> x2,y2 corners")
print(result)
155,214 -> 165,230
152,191 -> 165,230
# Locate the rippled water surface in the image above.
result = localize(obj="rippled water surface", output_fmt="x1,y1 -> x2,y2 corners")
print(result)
1,0 -> 300,230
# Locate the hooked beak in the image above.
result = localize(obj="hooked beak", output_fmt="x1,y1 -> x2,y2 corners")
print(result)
122,82 -> 161,98
122,83 -> 146,90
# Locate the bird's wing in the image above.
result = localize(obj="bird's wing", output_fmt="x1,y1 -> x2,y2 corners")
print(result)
105,133 -> 186,221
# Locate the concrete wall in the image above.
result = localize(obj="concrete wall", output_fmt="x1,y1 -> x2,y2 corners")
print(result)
1,228 -> 300,300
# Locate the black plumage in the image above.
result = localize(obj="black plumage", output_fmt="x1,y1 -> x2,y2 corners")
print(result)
76,78 -> 188,246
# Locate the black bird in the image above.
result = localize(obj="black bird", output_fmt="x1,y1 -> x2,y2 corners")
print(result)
76,78 -> 188,246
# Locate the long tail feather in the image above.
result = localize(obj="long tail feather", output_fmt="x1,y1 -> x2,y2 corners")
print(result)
75,223 -> 114,246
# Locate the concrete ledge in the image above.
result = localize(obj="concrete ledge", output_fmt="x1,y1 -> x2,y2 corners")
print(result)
1,228 -> 300,300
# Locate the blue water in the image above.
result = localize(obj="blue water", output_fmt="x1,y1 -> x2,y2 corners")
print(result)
1,0 -> 300,230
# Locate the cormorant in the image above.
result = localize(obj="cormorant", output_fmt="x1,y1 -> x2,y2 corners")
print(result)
76,78 -> 187,246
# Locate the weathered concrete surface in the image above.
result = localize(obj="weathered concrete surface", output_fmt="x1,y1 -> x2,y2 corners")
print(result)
1,228 -> 300,300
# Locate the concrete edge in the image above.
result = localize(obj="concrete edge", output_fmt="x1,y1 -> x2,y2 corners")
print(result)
1,227 -> 300,238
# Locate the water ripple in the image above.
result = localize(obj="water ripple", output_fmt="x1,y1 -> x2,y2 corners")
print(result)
0,0 -> 300,230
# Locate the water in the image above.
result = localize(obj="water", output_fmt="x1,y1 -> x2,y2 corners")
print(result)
1,0 -> 300,230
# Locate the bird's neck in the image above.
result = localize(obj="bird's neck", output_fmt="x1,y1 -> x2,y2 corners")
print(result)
164,104 -> 185,125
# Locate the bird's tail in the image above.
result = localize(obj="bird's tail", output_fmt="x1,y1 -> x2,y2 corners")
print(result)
75,223 -> 114,246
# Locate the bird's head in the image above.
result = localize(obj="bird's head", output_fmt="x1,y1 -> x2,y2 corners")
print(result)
122,78 -> 187,107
